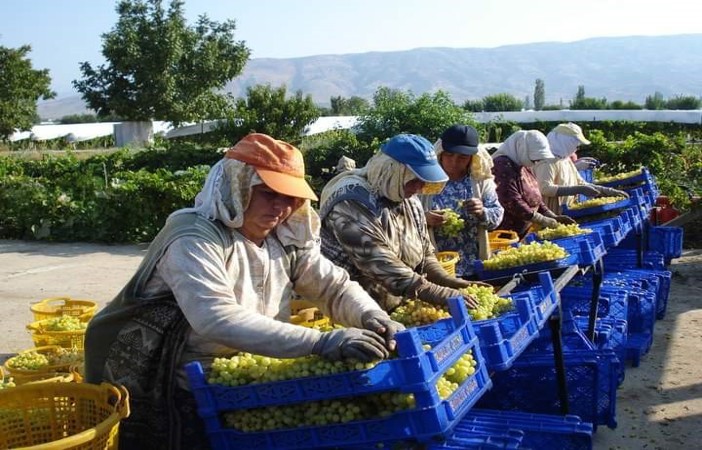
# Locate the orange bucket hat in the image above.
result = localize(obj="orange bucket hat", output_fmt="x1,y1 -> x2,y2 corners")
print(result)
225,133 -> 318,201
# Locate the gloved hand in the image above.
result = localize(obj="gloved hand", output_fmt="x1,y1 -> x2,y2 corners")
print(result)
531,211 -> 559,229
554,184 -> 601,198
415,280 -> 479,309
574,157 -> 599,170
555,215 -> 577,225
361,310 -> 405,352
596,186 -> 630,198
312,328 -> 389,362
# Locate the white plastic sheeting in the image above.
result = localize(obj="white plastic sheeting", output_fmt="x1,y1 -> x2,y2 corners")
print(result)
7,110 -> 701,144
472,110 -> 702,124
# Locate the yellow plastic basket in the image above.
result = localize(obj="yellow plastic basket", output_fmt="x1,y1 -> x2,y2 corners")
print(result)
26,317 -> 90,350
4,345 -> 84,385
30,297 -> 98,322
436,251 -> 460,276
0,382 -> 129,449
488,230 -> 520,253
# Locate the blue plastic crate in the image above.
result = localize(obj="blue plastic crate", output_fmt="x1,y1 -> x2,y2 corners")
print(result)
473,296 -> 540,372
580,216 -> 627,248
623,287 -> 657,336
611,268 -> 672,319
597,167 -> 656,191
648,225 -> 683,262
560,287 -> 629,323
523,230 -> 607,267
476,349 -> 620,430
574,316 -> 627,385
561,195 -> 633,220
625,332 -> 653,368
474,251 -> 578,282
186,297 -> 494,449
522,310 -> 596,356
509,272 -> 559,330
427,423 -> 525,449
603,249 -> 666,270
464,409 -> 594,450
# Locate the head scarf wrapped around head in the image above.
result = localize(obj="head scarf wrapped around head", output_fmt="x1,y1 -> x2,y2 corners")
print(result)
491,130 -> 554,168
170,135 -> 320,248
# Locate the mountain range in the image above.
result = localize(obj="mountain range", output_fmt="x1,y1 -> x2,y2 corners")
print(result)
38,34 -> 702,120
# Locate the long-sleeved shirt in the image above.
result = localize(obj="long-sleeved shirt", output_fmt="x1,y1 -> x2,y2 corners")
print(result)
534,158 -> 588,213
492,155 -> 551,238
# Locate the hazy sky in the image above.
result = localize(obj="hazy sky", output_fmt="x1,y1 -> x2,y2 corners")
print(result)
1,0 -> 700,97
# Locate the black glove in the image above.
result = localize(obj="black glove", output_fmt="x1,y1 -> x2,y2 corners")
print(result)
361,310 -> 405,352
313,328 -> 389,362
555,184 -> 601,197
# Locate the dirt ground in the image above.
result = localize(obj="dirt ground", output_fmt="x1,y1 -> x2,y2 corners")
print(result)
1,238 -> 700,449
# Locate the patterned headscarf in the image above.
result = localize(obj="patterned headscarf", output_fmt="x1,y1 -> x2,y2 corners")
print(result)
170,158 -> 319,248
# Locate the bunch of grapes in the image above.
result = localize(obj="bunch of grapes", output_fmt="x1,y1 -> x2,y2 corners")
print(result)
436,350 -> 477,399
209,352 -> 379,387
536,223 -> 592,240
390,299 -> 451,326
219,348 -> 478,432
568,196 -> 627,210
223,390 -> 416,432
6,352 -> 50,370
46,348 -> 84,366
39,316 -> 88,331
460,285 -> 513,321
595,168 -> 642,183
483,241 -> 568,270
438,209 -> 465,237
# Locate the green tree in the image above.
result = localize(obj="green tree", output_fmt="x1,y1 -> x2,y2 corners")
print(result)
534,79 -> 545,111
358,87 -> 469,142
644,92 -> 666,110
609,100 -> 642,110
0,45 -> 55,139
329,96 -> 370,115
217,84 -> 320,145
570,85 -> 607,109
73,0 -> 250,124
463,98 -> 485,112
482,93 -> 523,112
666,95 -> 701,110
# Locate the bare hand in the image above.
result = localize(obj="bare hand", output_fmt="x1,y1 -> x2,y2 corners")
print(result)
462,198 -> 485,218
426,210 -> 447,227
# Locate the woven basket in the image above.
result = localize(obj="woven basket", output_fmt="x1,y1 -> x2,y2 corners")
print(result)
4,345 -> 83,385
436,251 -> 460,276
488,230 -> 520,253
27,317 -> 90,350
0,382 -> 130,449
30,297 -> 98,322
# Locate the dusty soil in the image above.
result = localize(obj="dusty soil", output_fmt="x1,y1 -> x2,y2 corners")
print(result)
1,239 -> 700,449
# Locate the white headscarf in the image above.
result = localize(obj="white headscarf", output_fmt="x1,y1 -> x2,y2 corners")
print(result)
547,130 -> 581,159
320,152 -> 417,205
433,138 -> 495,182
491,130 -> 554,167
170,158 -> 319,248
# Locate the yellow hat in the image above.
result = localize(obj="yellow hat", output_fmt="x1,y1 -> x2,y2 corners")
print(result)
552,123 -> 590,145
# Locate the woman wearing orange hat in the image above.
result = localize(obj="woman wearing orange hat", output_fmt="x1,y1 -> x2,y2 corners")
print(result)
319,133 -> 484,314
84,133 -> 404,450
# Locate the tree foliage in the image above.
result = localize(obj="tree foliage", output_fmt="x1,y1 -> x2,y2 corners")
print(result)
533,79 -> 545,111
0,45 -> 55,139
570,85 -> 607,109
481,93 -> 523,112
358,87 -> 470,142
73,0 -> 250,124
217,84 -> 320,145
329,96 -> 370,115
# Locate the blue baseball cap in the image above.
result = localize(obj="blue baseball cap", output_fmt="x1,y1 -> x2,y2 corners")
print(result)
381,134 -> 448,183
